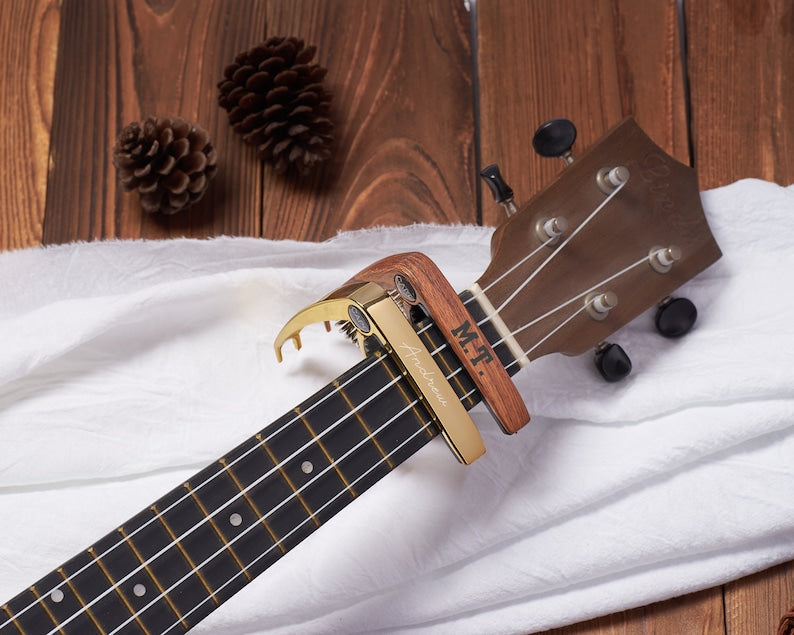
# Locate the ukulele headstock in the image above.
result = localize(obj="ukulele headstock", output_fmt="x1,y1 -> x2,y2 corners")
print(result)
477,117 -> 721,364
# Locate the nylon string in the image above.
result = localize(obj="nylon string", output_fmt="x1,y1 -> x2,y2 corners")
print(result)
96,249 -> 656,632
33,357 -> 469,635
3,352 -> 391,627
10,178 -> 631,630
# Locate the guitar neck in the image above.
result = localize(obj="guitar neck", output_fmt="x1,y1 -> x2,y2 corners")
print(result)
1,295 -> 516,635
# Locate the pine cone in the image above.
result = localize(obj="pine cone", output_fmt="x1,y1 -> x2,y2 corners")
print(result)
218,36 -> 334,174
113,116 -> 217,215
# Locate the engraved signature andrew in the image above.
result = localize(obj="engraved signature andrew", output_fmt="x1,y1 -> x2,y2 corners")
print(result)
398,343 -> 449,407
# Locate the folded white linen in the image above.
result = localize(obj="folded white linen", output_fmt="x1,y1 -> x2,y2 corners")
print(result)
0,178 -> 792,634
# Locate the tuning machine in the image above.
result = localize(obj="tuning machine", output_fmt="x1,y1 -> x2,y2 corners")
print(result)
594,341 -> 632,382
480,164 -> 518,217
532,118 -> 577,165
655,296 -> 697,337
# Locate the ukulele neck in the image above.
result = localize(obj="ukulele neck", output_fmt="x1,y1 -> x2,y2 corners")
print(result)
1,299 -> 516,635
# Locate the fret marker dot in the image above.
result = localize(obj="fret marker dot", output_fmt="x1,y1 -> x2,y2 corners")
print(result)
301,461 -> 314,474
50,589 -> 64,603
133,583 -> 146,597
229,513 -> 243,527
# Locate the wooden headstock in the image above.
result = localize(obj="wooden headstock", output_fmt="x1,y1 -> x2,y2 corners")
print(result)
477,117 -> 721,362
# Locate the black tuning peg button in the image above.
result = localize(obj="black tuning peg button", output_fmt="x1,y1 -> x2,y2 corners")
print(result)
532,118 -> 577,164
655,297 -> 697,338
480,163 -> 518,216
594,342 -> 632,382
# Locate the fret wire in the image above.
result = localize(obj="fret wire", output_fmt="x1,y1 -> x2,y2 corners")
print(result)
374,348 -> 434,440
253,437 -> 321,530
1,606 -> 24,635
56,569 -> 106,635
183,484 -> 251,582
1,606 -> 20,635
86,548 -> 151,635
151,505 -> 219,607
28,366 -> 409,634
8,355 -> 392,628
6,306 -> 501,635
117,527 -> 188,630
151,417 -> 436,635
26,588 -> 60,635
333,379 -> 395,469
109,397 -> 430,635
222,455 -> 300,548
41,377 -> 425,635
296,407 -> 358,497
108,404 -> 431,635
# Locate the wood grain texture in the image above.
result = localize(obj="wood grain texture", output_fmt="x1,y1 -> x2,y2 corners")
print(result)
2,1 -> 793,632
476,0 -> 687,227
0,0 -> 60,250
725,561 -> 794,634
346,251 -> 530,435
260,0 -> 476,240
481,118 -> 720,360
539,588 -> 725,635
686,0 -> 794,189
42,0 -> 266,244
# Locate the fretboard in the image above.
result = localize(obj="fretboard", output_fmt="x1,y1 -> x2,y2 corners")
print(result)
1,298 -> 517,635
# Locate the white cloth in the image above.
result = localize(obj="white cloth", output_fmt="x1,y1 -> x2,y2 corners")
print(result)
1,178 -> 793,634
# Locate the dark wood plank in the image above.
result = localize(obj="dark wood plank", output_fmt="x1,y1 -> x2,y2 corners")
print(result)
686,0 -> 794,627
0,0 -> 60,250
42,0 -> 266,244
539,588 -> 725,635
724,561 -> 794,635
477,4 -> 726,632
259,0 -> 476,240
477,0 -> 687,226
686,0 -> 794,189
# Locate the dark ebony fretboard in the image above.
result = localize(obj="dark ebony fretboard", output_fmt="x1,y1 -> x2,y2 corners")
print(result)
1,299 -> 518,635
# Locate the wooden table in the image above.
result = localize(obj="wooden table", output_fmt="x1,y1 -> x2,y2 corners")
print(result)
2,1 -> 793,632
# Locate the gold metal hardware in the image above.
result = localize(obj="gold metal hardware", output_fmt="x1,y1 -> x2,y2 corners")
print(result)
274,281 -> 486,464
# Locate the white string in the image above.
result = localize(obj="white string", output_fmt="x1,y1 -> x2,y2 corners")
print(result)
13,182 -> 633,630
39,361 -> 469,635
104,400 -> 435,635
500,250 -> 655,372
2,352 -> 395,628
162,415 -> 443,634
40,375 -> 413,634
465,238 -> 554,303
103,236 -> 652,632
494,180 -> 626,316
525,299 -> 592,357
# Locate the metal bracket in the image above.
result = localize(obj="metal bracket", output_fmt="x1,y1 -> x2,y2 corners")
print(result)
274,281 -> 486,464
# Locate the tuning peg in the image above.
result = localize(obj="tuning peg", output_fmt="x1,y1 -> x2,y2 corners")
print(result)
595,166 -> 630,194
594,342 -> 632,382
655,296 -> 697,338
532,118 -> 577,165
480,164 -> 518,216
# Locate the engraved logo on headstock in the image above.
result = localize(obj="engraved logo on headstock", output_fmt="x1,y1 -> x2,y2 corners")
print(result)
639,151 -> 674,213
